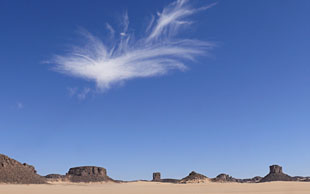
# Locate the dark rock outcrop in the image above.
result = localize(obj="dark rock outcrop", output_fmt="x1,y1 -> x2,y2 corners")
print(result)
240,176 -> 263,183
0,154 -> 46,184
160,178 -> 180,183
260,165 -> 293,182
45,174 -> 65,181
151,172 -> 179,183
292,176 -> 310,182
152,171 -> 209,184
68,166 -> 106,177
212,174 -> 263,183
3,153 -> 310,184
212,173 -> 238,182
153,172 -> 161,182
45,166 -> 117,183
180,171 -> 209,183
66,166 -> 114,183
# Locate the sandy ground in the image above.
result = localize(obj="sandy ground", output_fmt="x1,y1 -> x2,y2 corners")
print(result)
1,181 -> 310,194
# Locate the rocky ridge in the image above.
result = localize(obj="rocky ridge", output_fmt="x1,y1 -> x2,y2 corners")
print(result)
180,171 -> 209,183
212,173 -> 238,182
1,154 -> 310,184
0,154 -> 46,184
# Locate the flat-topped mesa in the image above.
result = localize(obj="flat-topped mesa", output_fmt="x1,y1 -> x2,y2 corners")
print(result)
270,165 -> 283,174
260,164 -> 293,182
0,154 -> 46,184
68,166 -> 107,177
153,172 -> 161,182
180,171 -> 209,183
66,166 -> 114,183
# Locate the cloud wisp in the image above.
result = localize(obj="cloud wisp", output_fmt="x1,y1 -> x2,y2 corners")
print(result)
67,87 -> 91,100
52,0 -> 215,92
16,102 -> 24,109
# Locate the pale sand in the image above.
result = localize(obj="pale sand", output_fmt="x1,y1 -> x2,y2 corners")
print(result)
1,181 -> 310,194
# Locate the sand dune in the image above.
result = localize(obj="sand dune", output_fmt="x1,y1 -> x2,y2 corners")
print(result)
1,181 -> 310,194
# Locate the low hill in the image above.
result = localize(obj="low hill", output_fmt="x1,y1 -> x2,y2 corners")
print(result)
0,154 -> 46,184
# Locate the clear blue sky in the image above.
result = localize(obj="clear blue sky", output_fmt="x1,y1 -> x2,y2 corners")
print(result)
1,0 -> 310,181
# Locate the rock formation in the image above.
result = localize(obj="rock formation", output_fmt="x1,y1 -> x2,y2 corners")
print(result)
2,153 -> 310,184
45,174 -> 64,179
153,172 -> 161,181
153,171 -> 209,184
0,154 -> 46,184
292,176 -> 310,182
212,173 -> 238,182
45,174 -> 65,181
45,166 -> 117,183
66,166 -> 114,182
151,172 -> 179,183
240,176 -> 262,183
160,178 -> 180,183
180,171 -> 209,183
211,173 -> 263,183
260,165 -> 293,182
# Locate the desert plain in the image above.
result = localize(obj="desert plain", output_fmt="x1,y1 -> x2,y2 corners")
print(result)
1,181 -> 310,194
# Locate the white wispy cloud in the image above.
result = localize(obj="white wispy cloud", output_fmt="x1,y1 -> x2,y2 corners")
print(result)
77,87 -> 91,100
17,102 -> 24,109
67,87 -> 78,97
106,23 -> 115,38
67,87 -> 91,100
52,0 -> 216,92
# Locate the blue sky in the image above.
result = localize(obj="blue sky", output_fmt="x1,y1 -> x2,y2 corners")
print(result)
1,0 -> 310,180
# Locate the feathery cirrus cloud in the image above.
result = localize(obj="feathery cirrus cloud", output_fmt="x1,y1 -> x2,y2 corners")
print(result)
52,0 -> 216,92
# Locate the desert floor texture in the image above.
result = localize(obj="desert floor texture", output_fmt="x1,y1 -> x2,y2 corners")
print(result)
1,181 -> 310,194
